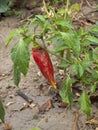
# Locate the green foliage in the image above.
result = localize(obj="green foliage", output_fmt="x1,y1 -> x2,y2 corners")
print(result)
78,91 -> 91,116
70,3 -> 80,12
0,0 -> 14,13
6,0 -> 98,115
6,26 -> 31,86
11,38 -> 30,75
0,0 -> 9,13
60,77 -> 74,106
31,128 -> 41,130
11,38 -> 30,86
0,99 -> 5,123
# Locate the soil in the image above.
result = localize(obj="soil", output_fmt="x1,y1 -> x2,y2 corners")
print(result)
0,1 -> 98,130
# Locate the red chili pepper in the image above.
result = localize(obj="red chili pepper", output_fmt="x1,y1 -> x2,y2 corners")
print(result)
32,47 -> 57,89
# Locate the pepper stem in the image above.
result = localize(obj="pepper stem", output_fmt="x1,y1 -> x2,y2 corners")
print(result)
51,81 -> 57,89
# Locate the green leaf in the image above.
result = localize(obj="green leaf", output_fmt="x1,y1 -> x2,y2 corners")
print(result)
88,24 -> 98,34
72,63 -> 84,77
11,38 -> 30,76
60,32 -> 74,48
57,8 -> 66,15
11,38 -> 30,86
73,40 -> 81,57
90,70 -> 98,79
14,65 -> 21,86
23,36 -> 33,46
5,27 -> 28,47
82,60 -> 92,69
59,61 -> 69,68
60,77 -> 74,106
5,29 -> 20,47
78,64 -> 84,77
52,37 -> 68,53
78,91 -> 91,116
87,35 -> 98,44
36,15 -> 46,22
0,99 -> 5,123
93,47 -> 98,60
60,32 -> 81,57
90,84 -> 96,93
31,127 -> 41,130
54,45 -> 68,52
47,34 -> 61,43
0,0 -> 9,13
70,3 -> 80,12
96,4 -> 98,10
55,19 -> 74,30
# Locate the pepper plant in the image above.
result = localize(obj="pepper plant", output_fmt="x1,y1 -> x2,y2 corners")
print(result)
5,0 -> 98,115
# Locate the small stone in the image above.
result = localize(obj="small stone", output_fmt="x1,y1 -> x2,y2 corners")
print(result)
37,71 -> 41,77
59,69 -> 64,75
33,78 -> 39,81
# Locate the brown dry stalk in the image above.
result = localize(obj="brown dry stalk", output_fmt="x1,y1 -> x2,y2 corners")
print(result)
86,118 -> 98,125
85,0 -> 96,9
19,14 -> 34,23
73,110 -> 79,130
80,0 -> 84,10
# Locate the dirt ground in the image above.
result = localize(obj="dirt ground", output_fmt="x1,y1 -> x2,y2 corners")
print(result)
0,2 -> 98,130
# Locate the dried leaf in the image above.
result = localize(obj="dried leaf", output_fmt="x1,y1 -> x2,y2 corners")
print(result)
20,103 -> 29,111
86,119 -> 98,125
4,123 -> 12,130
44,116 -> 48,122
60,101 -> 68,108
6,102 -> 15,107
39,100 -> 53,113
29,103 -> 37,109
59,69 -> 64,75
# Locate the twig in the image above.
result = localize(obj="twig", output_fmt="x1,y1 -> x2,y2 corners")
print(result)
73,110 -> 79,130
85,0 -> 96,9
73,18 -> 92,27
80,0 -> 83,11
19,14 -> 34,23
16,89 -> 33,104
43,0 -> 49,15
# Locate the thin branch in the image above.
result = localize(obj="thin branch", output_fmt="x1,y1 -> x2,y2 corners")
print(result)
73,110 -> 79,130
16,89 -> 33,104
85,0 -> 96,9
19,14 -> 34,23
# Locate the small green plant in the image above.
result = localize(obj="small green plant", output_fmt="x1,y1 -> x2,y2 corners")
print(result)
31,127 -> 41,130
5,0 -> 98,115
0,99 -> 5,123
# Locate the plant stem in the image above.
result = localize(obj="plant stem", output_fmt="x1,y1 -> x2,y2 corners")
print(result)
40,37 -> 71,64
47,49 -> 71,64
66,0 -> 70,10
64,0 -> 70,18
43,0 -> 49,15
